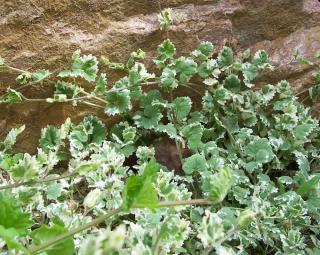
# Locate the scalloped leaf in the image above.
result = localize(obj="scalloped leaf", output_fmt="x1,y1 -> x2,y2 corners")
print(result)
182,153 -> 207,175
172,97 -> 192,121
105,90 -> 131,116
122,158 -> 159,210
31,224 -> 74,255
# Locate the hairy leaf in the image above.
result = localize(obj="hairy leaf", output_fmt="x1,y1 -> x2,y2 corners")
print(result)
172,97 -> 192,121
245,138 -> 274,164
182,153 -> 207,175
217,46 -> 233,68
122,158 -> 159,210
155,40 -> 176,68
59,50 -> 98,82
192,41 -> 214,61
0,192 -> 33,235
174,57 -> 197,83
105,89 -> 131,116
31,224 -> 74,255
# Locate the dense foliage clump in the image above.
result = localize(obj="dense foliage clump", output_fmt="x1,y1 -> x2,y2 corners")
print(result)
0,9 -> 320,255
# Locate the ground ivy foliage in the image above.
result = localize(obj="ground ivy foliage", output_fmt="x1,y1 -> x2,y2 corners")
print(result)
1,10 -> 320,255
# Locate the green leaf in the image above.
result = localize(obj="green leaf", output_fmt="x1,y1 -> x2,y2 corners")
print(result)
75,161 -> 100,174
202,91 -> 214,112
2,88 -> 24,103
181,123 -> 203,151
130,48 -> 146,60
2,125 -> 25,151
217,46 -> 233,67
297,175 -> 320,197
214,86 -> 231,105
155,123 -> 178,139
84,188 -> 102,208
174,57 -> 197,83
197,62 -> 212,78
172,97 -> 192,121
222,114 -> 239,133
182,153 -> 207,175
94,73 -> 107,95
192,41 -> 214,61
160,67 -> 178,90
260,84 -> 276,103
31,69 -> 51,83
0,153 -> 23,171
224,74 -> 241,93
0,226 -> 30,254
295,153 -> 310,175
31,224 -> 74,255
134,107 -> 163,129
245,138 -> 274,164
122,158 -> 159,210
293,124 -> 314,140
10,154 -> 40,181
237,209 -> 255,229
242,63 -> 259,87
140,90 -> 163,108
241,111 -> 257,127
55,81 -> 78,98
242,48 -> 251,60
204,166 -> 233,203
59,50 -> 98,82
252,50 -> 271,68
122,126 -> 137,143
0,192 -> 33,235
0,56 -> 4,65
16,72 -> 32,85
155,39 -> 176,68
69,116 -> 106,155
105,89 -> 131,116
309,84 -> 320,102
47,183 -> 64,200
39,126 -> 61,152
198,211 -> 225,248
129,63 -> 154,86
158,8 -> 173,31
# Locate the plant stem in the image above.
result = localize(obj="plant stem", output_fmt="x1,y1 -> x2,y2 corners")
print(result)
81,91 -> 107,104
180,84 -> 203,96
81,101 -> 105,109
22,96 -> 91,103
152,227 -> 164,255
28,207 -> 122,254
168,97 -> 184,166
0,172 -> 76,190
28,199 -> 212,254
158,199 -> 212,207
3,65 -> 27,73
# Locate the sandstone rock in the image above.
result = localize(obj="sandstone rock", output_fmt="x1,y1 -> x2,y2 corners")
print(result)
0,0 -> 320,152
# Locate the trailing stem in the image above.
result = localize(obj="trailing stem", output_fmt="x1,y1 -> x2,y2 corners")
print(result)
28,199 -> 213,254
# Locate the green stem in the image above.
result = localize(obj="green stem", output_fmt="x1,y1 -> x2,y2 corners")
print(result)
3,65 -> 27,73
158,199 -> 212,207
152,226 -> 164,255
180,84 -> 203,96
28,207 -> 122,254
81,91 -> 107,104
81,101 -> 105,109
0,172 -> 76,190
28,199 -> 212,254
168,95 -> 184,166
22,96 -> 91,103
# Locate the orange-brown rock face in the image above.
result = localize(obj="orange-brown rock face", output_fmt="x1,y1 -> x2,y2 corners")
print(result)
1,0 -> 320,152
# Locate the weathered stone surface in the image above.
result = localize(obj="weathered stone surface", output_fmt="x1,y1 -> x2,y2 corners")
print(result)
1,0 -> 320,151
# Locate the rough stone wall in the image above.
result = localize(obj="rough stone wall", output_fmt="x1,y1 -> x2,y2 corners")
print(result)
1,0 -> 320,152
